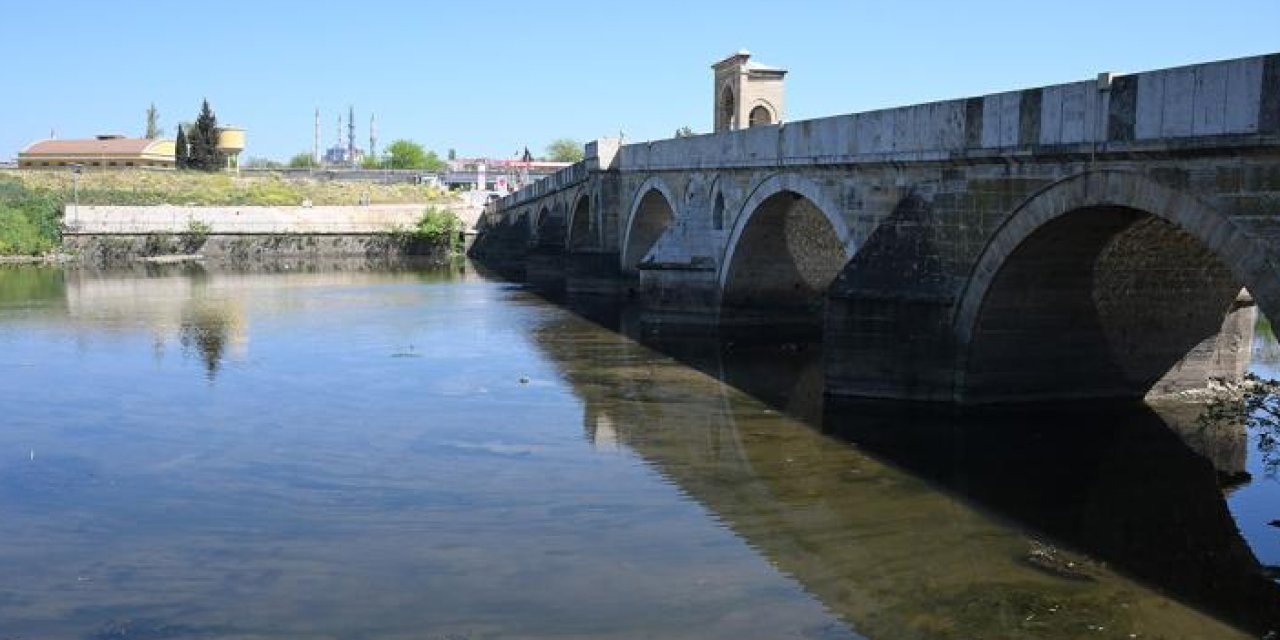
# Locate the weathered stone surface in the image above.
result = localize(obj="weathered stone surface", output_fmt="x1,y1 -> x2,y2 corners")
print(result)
473,52 -> 1280,403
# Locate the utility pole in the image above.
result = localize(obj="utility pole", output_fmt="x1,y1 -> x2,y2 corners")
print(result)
313,108 -> 321,168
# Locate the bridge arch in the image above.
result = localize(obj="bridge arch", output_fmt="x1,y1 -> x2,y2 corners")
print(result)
621,177 -> 679,274
719,173 -> 856,325
954,170 -> 1277,402
532,204 -> 552,245
566,190 -> 594,251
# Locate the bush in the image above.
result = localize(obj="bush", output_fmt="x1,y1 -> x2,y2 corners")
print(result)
0,205 -> 51,255
414,207 -> 461,244
0,176 -> 62,255
392,207 -> 462,254
180,219 -> 212,254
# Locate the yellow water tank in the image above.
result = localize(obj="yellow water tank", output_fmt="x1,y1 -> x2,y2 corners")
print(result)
216,127 -> 246,154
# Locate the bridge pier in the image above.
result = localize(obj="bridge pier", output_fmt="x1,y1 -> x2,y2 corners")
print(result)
524,246 -> 566,294
824,291 -> 960,402
564,251 -> 623,297
635,262 -> 720,324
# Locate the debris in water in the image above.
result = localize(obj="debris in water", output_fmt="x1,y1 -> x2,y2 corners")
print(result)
1021,540 -> 1095,581
519,376 -> 530,384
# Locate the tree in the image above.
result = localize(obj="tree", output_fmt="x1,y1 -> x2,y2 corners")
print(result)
386,139 -> 426,169
422,150 -> 446,173
287,152 -> 315,169
175,125 -> 189,169
545,138 -> 584,163
186,99 -> 225,172
360,154 -> 384,169
145,103 -> 162,139
674,126 -> 695,138
447,148 -> 457,161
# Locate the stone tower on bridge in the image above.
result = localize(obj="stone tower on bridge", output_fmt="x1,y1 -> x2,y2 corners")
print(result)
713,50 -> 787,132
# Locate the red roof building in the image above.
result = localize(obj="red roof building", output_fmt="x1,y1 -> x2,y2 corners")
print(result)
18,135 -> 177,169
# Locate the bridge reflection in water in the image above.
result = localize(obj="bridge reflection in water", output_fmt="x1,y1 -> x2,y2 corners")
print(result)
529,298 -> 1280,638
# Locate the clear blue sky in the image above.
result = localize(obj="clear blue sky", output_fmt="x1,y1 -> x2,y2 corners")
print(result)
4,0 -> 1278,162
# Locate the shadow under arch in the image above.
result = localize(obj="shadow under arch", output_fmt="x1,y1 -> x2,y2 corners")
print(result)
533,202 -> 566,250
954,170 -> 1278,402
565,190 -> 593,251
621,177 -> 678,275
718,173 -> 856,331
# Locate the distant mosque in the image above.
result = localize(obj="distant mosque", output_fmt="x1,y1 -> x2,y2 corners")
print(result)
316,106 -> 374,167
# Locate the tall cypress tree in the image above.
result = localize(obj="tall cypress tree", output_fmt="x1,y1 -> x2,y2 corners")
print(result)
145,103 -> 161,139
188,99 -> 225,171
174,125 -> 188,169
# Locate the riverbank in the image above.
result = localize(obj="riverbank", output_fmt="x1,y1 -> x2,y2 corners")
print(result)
56,203 -> 473,266
63,233 -> 460,267
0,169 -> 460,257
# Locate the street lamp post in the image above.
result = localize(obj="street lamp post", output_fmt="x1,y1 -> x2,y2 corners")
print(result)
69,163 -> 82,229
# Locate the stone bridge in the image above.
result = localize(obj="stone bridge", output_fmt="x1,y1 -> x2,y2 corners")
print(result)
470,52 -> 1280,403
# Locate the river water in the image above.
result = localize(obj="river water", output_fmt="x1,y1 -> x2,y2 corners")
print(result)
0,263 -> 1276,639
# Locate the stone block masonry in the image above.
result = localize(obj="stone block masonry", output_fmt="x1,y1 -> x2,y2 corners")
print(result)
474,51 -> 1280,403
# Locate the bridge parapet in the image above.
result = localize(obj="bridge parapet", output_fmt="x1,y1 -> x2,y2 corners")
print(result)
617,53 -> 1279,171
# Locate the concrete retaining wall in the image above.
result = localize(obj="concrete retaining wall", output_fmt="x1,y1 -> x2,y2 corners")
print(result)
63,203 -> 483,235
64,233 -> 451,267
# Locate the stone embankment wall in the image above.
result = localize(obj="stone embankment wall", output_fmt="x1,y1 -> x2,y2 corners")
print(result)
61,204 -> 481,265
64,203 -> 482,235
62,234 -> 443,265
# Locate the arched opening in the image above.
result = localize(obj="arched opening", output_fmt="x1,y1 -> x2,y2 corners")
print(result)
622,188 -> 675,274
718,86 -> 736,132
748,105 -> 773,127
534,205 -> 564,249
721,191 -> 846,327
960,207 -> 1256,402
567,196 -> 592,250
712,192 -> 725,231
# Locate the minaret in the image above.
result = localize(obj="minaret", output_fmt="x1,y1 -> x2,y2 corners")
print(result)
312,108 -> 321,165
369,113 -> 377,161
347,105 -> 356,167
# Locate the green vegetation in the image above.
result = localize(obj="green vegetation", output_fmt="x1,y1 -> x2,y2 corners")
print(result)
0,170 -> 455,256
0,175 -> 62,255
394,206 -> 463,254
181,219 -> 212,253
674,126 -> 696,138
288,152 -> 316,169
145,103 -> 162,139
545,138 -> 584,163
186,99 -> 225,172
386,139 -> 446,172
175,125 -> 189,168
5,170 -> 449,207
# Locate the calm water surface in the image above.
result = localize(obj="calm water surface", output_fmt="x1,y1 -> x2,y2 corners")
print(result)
0,263 -> 1276,639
